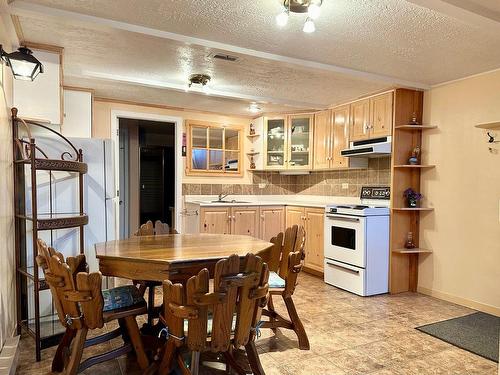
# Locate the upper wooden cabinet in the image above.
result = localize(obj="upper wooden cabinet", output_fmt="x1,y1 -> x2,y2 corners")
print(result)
313,106 -> 350,170
350,92 -> 393,141
264,115 -> 313,170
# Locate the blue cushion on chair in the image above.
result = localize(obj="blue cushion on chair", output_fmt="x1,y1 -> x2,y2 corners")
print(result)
268,271 -> 286,288
102,285 -> 145,312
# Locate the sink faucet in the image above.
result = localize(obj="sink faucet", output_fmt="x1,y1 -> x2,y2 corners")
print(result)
218,193 -> 229,201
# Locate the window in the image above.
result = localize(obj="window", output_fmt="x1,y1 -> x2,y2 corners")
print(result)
187,121 -> 242,175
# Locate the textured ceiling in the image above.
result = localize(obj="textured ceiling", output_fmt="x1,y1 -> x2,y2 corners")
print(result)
9,0 -> 500,115
14,0 -> 500,84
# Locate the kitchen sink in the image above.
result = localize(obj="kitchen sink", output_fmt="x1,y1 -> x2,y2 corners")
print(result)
210,200 -> 250,204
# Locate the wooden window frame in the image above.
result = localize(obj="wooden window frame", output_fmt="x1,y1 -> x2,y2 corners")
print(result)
186,120 -> 243,176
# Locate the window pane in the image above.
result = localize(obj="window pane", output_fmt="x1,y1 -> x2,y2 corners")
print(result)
225,151 -> 239,172
225,129 -> 239,150
209,128 -> 223,149
192,127 -> 207,148
191,149 -> 207,170
209,150 -> 223,170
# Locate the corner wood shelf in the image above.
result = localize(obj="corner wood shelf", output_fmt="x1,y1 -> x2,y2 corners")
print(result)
246,152 -> 260,156
394,165 -> 435,169
393,248 -> 433,254
395,125 -> 437,130
246,133 -> 260,138
475,122 -> 500,130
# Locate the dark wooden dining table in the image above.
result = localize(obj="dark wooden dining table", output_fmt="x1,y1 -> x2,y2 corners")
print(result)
94,233 -> 274,283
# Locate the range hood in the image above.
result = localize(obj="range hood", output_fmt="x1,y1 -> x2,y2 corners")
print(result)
341,136 -> 392,158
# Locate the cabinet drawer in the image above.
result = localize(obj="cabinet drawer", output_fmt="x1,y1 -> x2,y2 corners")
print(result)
324,258 -> 365,296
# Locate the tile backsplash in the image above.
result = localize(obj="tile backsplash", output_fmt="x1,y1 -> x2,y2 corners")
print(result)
183,157 -> 391,197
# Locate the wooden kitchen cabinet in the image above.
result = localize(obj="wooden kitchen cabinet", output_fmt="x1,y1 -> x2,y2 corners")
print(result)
313,106 -> 351,170
304,208 -> 325,273
259,206 -> 284,241
350,99 -> 370,141
264,115 -> 314,170
200,207 -> 231,234
370,92 -> 393,138
313,110 -> 331,170
231,207 -> 260,237
350,92 -> 393,141
286,206 -> 324,274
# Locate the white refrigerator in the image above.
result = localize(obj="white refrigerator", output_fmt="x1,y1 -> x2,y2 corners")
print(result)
25,136 -> 117,318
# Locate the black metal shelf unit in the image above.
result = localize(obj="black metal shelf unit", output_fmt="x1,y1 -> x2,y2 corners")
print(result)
12,108 -> 88,361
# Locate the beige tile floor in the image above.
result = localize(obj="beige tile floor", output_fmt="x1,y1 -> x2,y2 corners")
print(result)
16,273 -> 499,374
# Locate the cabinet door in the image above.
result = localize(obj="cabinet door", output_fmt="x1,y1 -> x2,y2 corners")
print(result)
200,207 -> 231,234
288,115 -> 313,169
264,117 -> 287,170
370,92 -> 393,138
313,110 -> 332,170
350,99 -> 370,142
259,206 -> 284,241
331,105 -> 350,169
286,206 -> 305,229
231,207 -> 260,238
304,208 -> 325,272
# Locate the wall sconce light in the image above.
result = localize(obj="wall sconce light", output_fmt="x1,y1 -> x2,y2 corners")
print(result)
0,45 -> 44,81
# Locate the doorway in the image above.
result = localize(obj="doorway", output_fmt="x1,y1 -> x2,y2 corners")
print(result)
118,118 -> 176,238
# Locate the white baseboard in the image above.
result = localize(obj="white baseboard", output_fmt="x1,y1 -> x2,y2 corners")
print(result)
0,336 -> 20,375
417,286 -> 500,317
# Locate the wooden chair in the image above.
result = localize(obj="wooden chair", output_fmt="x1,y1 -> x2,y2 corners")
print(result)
35,239 -> 149,375
261,225 -> 310,350
154,253 -> 269,375
134,220 -> 177,326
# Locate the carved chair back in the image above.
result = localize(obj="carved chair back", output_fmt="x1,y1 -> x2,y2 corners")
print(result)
161,253 -> 269,353
269,225 -> 305,296
134,220 -> 175,236
36,239 -> 105,330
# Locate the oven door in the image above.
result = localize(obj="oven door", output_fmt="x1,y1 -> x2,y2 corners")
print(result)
324,214 -> 366,268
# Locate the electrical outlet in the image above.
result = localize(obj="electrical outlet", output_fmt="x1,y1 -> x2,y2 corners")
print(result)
342,183 -> 349,190
259,183 -> 266,189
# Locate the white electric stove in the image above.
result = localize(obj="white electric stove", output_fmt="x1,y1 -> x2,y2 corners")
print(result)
324,186 -> 390,296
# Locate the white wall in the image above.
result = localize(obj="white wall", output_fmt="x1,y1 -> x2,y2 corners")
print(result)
419,69 -> 500,315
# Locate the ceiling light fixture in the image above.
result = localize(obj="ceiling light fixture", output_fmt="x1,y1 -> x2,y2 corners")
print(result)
0,45 -> 43,81
187,73 -> 211,95
248,103 -> 262,113
275,0 -> 322,33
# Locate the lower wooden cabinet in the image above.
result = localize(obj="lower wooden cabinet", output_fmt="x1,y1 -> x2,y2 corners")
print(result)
286,206 -> 324,273
231,207 -> 260,237
259,206 -> 285,241
200,206 -> 284,241
200,207 -> 231,234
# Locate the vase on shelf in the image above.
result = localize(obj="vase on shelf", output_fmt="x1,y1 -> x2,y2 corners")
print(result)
407,198 -> 418,208
404,232 -> 416,249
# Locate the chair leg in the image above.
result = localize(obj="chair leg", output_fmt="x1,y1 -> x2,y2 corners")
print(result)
158,340 -> 177,375
267,295 -> 277,333
52,327 -> 76,372
244,340 -> 265,375
191,351 -> 200,375
65,327 -> 88,375
223,351 -> 247,375
283,295 -> 310,350
123,316 -> 149,370
147,285 -> 156,326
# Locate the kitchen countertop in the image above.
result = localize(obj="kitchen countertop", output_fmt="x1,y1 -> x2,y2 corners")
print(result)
184,195 -> 373,208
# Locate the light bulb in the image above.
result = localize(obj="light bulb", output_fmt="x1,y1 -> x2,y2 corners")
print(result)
248,103 -> 261,113
303,17 -> 316,33
276,10 -> 289,27
308,3 -> 321,20
202,84 -> 211,95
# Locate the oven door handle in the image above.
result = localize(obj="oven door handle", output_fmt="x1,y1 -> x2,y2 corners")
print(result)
325,214 -> 360,223
326,261 -> 360,275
